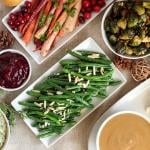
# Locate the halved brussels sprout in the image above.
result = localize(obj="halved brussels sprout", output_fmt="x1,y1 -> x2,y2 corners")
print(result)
134,4 -> 145,15
128,14 -> 139,28
111,24 -> 120,34
143,2 -> 150,9
142,37 -> 150,43
117,18 -> 127,30
125,46 -> 134,55
145,43 -> 150,48
109,35 -> 117,44
129,36 -> 142,47
119,32 -> 131,40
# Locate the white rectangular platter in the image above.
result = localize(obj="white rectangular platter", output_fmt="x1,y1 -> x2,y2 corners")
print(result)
2,0 -> 113,64
11,37 -> 126,148
88,78 -> 150,150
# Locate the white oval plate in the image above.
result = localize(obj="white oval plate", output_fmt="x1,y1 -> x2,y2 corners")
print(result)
88,78 -> 150,150
11,37 -> 126,148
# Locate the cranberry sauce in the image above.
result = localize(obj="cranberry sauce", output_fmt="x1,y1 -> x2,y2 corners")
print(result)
0,52 -> 30,89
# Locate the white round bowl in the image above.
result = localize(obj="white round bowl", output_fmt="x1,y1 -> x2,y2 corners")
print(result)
101,3 -> 150,59
0,49 -> 32,92
0,108 -> 10,150
96,111 -> 150,150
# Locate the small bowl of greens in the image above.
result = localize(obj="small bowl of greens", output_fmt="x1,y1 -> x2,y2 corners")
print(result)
101,1 -> 150,59
0,108 -> 10,150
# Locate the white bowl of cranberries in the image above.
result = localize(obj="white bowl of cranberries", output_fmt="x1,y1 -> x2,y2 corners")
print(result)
0,49 -> 32,91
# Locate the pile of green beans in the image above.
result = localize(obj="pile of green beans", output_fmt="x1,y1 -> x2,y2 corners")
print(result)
19,50 -> 121,138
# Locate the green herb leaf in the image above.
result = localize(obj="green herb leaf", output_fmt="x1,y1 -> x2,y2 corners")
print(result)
48,13 -> 55,19
53,21 -> 62,32
40,34 -> 47,42
39,15 -> 47,28
68,0 -> 75,4
68,8 -> 76,17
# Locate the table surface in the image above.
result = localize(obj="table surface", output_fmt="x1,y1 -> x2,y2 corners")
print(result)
0,2 -> 140,150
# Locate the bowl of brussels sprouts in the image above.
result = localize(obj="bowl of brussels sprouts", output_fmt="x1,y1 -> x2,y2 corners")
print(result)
101,1 -> 150,59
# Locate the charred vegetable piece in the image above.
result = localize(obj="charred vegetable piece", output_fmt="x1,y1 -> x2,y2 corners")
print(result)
129,36 -> 142,47
125,46 -> 133,55
134,4 -> 145,15
109,35 -> 117,44
117,18 -> 127,30
128,14 -> 138,28
143,2 -> 150,9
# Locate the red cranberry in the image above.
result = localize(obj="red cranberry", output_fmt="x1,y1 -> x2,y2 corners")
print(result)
17,12 -> 23,18
86,6 -> 92,12
84,12 -> 91,19
81,7 -> 86,14
82,0 -> 91,8
93,5 -> 101,12
18,17 -> 25,24
78,16 -> 85,24
24,13 -> 30,20
9,13 -> 16,20
7,19 -> 14,26
12,26 -> 18,31
25,1 -> 32,8
21,6 -> 28,13
91,0 -> 97,6
15,20 -> 20,26
97,0 -> 105,7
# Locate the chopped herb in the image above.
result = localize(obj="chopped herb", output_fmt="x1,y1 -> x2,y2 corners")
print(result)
39,15 -> 47,28
52,0 -> 58,8
48,13 -> 55,19
64,3 -> 76,17
68,0 -> 75,4
53,21 -> 62,32
68,8 -> 76,17
40,34 -> 47,42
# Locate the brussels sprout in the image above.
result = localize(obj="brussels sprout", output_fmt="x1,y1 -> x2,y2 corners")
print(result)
117,18 -> 127,30
111,24 -> 120,34
128,14 -> 139,28
104,19 -> 111,32
139,14 -> 147,23
109,35 -> 117,44
125,46 -> 134,55
134,4 -> 145,15
115,41 -> 126,54
145,43 -> 150,48
135,45 -> 147,55
142,36 -> 150,43
129,36 -> 142,47
143,2 -> 150,9
119,32 -> 130,40
127,29 -> 136,38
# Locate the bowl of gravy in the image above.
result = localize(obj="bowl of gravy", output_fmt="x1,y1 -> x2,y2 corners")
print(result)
96,111 -> 150,150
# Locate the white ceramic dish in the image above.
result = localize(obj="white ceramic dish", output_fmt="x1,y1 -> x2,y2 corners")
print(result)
96,111 -> 150,150
0,49 -> 32,92
2,0 -> 113,64
101,3 -> 150,59
88,78 -> 150,150
0,109 -> 10,150
11,37 -> 126,148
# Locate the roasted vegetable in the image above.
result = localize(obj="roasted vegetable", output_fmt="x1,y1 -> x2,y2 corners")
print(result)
109,35 -> 117,44
117,18 -> 127,30
105,1 -> 150,56
143,2 -> 150,9
134,4 -> 145,15
129,36 -> 142,47
127,14 -> 138,28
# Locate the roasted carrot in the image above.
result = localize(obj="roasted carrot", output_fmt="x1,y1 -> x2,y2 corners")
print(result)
41,11 -> 68,56
18,0 -> 39,34
22,0 -> 49,35
47,0 -> 67,37
43,0 -> 52,17
41,0 -> 80,56
35,7 -> 56,39
22,17 -> 38,44
59,0 -> 81,37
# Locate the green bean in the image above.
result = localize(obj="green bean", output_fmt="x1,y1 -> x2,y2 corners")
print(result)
69,51 -> 112,65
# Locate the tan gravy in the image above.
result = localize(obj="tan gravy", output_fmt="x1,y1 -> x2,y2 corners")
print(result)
99,113 -> 150,150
